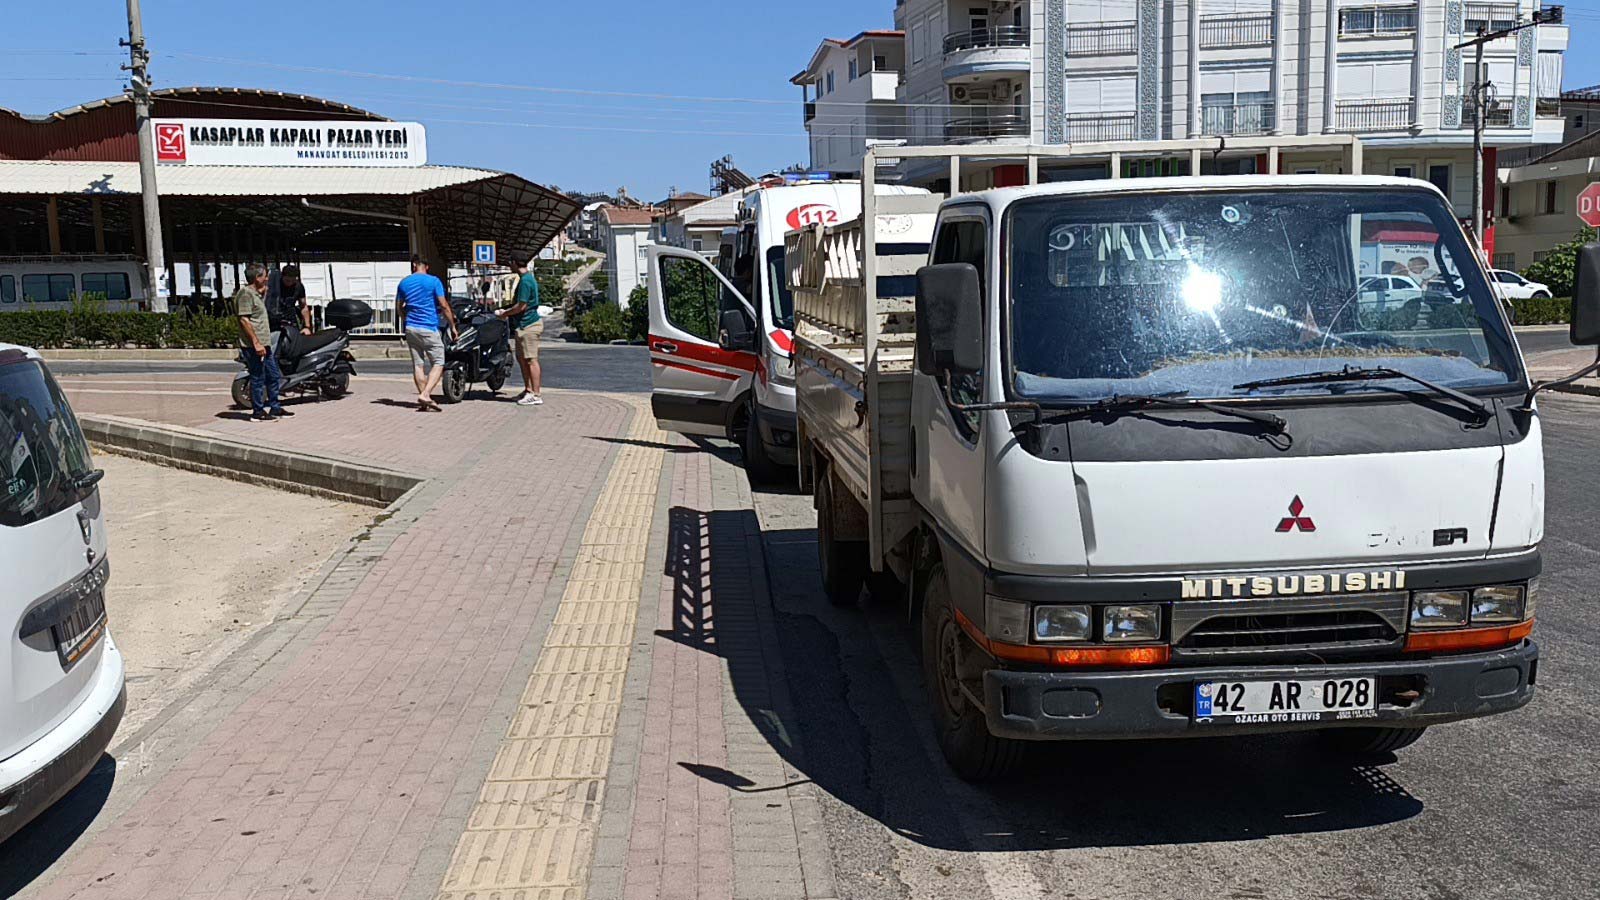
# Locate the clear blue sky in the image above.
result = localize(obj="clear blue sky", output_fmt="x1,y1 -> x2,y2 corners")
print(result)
3,1 -> 1597,201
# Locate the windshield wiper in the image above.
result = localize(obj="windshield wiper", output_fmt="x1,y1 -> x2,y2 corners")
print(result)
1049,391 -> 1288,434
1233,365 -> 1491,423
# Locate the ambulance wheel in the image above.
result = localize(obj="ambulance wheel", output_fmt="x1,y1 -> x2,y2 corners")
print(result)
1319,726 -> 1427,757
815,468 -> 867,608
921,565 -> 1024,781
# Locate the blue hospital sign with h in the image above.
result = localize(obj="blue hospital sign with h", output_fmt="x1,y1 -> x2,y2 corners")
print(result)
473,241 -> 497,265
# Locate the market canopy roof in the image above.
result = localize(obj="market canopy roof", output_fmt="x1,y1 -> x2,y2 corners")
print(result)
0,159 -> 577,263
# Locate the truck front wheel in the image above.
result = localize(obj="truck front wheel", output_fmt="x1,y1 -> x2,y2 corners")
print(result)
921,566 -> 1024,781
815,469 -> 867,607
1318,726 -> 1427,757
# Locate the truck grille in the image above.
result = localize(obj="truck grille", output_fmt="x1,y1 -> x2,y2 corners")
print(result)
1171,593 -> 1408,660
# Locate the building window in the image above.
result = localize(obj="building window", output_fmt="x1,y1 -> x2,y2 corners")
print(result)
1428,164 -> 1452,200
1339,4 -> 1419,37
692,238 -> 704,252
1464,3 -> 1519,35
1533,249 -> 1552,263
1492,252 -> 1516,269
1393,165 -> 1415,178
849,59 -> 858,81
1499,186 -> 1511,218
1542,181 -> 1559,214
826,71 -> 835,94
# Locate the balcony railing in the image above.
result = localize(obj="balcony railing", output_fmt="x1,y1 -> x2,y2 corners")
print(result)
1199,14 -> 1273,48
1065,22 -> 1136,56
1537,96 -> 1562,117
1201,102 -> 1276,136
944,26 -> 1030,54
1338,4 -> 1419,37
1461,97 -> 1516,127
1064,112 -> 1138,142
1336,98 -> 1414,131
945,113 -> 1030,141
1465,3 -> 1520,34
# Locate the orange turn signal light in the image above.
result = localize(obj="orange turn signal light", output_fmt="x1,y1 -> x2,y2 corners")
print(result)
1404,620 -> 1533,654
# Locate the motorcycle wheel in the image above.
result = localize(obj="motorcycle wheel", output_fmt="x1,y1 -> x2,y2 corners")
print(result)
441,367 -> 466,404
486,365 -> 509,394
231,377 -> 251,410
320,372 -> 350,400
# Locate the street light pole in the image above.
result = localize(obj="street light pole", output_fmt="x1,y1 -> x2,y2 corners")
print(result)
124,0 -> 168,312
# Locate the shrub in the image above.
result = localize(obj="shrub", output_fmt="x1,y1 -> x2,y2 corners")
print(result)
1522,227 -> 1596,299
574,303 -> 630,344
0,301 -> 238,349
1512,295 -> 1571,326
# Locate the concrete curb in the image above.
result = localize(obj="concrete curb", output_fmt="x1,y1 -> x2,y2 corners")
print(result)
40,344 -> 414,362
79,413 -> 424,507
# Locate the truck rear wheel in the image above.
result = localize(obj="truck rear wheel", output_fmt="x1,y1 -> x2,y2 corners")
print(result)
1318,726 -> 1427,756
921,566 -> 1024,781
815,468 -> 867,608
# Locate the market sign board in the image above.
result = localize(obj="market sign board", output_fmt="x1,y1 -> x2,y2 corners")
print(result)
1579,182 -> 1600,229
153,119 -> 428,167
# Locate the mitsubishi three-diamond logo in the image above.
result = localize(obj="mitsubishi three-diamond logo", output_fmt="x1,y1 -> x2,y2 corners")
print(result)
1276,496 -> 1316,533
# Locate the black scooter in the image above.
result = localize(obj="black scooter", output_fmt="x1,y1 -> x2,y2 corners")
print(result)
231,298 -> 371,409
440,299 -> 513,403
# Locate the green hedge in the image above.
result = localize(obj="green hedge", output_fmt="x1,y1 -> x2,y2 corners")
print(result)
0,301 -> 238,349
573,303 -> 630,343
1512,295 -> 1571,326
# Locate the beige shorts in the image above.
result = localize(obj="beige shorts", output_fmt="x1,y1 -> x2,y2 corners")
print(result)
515,321 -> 543,361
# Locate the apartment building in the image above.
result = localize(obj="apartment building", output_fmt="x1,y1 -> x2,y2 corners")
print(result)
597,205 -> 656,306
1495,128 -> 1599,269
874,0 -> 1570,236
793,31 -> 909,176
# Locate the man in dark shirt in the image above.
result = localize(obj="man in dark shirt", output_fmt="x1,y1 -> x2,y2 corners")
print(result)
269,264 -> 314,337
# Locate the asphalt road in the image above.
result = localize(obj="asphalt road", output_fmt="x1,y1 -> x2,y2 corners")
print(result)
746,393 -> 1600,900
1516,325 -> 1579,356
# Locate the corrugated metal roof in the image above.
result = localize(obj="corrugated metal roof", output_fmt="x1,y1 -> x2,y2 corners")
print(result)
0,160 -> 501,196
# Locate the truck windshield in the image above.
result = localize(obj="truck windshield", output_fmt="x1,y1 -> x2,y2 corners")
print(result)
1005,188 -> 1520,402
0,355 -> 96,528
767,247 -> 795,331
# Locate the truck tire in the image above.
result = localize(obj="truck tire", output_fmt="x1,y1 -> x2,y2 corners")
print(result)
921,566 -> 1024,781
743,405 -> 785,485
1318,726 -> 1427,756
816,469 -> 867,608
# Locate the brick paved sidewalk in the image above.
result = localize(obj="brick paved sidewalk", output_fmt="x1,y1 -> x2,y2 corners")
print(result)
14,371 -> 836,900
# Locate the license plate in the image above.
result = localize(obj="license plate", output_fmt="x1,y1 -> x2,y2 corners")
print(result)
1194,677 -> 1377,724
51,589 -> 107,668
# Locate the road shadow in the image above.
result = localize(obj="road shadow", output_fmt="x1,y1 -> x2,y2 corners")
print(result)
0,753 -> 116,897
589,437 -> 702,453
658,505 -> 1424,852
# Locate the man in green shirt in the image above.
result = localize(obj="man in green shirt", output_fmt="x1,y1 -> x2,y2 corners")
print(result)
497,260 -> 544,406
234,263 -> 291,422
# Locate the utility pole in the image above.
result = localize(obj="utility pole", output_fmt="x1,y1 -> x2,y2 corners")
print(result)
123,0 -> 168,312
1455,7 -> 1562,259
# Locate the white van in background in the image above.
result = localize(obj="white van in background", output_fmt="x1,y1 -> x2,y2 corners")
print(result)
647,179 -> 931,480
0,257 -> 145,312
0,343 -> 125,844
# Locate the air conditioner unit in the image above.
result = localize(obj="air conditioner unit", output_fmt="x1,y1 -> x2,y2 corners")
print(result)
953,86 -> 969,102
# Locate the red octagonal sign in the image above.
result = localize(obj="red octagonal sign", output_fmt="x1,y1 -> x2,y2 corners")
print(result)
1580,182 -> 1600,229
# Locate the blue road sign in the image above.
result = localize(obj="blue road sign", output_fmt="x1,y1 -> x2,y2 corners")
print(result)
472,241 -> 497,265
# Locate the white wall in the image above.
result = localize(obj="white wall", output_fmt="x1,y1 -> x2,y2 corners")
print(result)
601,224 -> 651,306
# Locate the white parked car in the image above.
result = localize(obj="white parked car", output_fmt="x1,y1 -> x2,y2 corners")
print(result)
1490,269 -> 1553,300
0,343 -> 124,844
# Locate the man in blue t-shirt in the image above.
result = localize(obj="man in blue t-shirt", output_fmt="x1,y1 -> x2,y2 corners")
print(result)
496,260 -> 544,406
394,256 -> 458,411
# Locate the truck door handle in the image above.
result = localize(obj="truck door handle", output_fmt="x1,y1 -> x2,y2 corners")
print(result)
652,340 -> 679,354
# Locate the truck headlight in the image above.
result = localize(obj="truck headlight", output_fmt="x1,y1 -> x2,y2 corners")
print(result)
1470,586 -> 1526,624
1102,605 -> 1162,643
984,596 -> 1030,645
1033,605 -> 1092,643
1410,591 -> 1470,629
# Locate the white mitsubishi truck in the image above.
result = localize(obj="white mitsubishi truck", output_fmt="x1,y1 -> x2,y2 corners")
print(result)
780,141 -> 1600,779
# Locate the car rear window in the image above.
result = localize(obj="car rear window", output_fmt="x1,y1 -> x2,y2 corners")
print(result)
0,353 -> 96,527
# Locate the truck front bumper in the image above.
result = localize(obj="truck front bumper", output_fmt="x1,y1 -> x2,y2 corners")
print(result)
984,640 -> 1538,740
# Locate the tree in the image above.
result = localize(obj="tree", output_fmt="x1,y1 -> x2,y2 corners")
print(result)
1523,226 -> 1597,298
626,284 -> 649,342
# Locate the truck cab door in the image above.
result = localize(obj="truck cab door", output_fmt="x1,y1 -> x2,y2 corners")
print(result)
646,245 -> 758,437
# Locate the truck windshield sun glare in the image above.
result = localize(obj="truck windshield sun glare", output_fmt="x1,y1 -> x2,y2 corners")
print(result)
1006,188 -> 1520,406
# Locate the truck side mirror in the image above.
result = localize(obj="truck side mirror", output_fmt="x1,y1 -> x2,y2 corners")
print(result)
1571,244 -> 1600,346
718,308 -> 756,353
915,264 -> 983,376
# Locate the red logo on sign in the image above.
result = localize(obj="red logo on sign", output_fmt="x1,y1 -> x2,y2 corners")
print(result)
1578,183 -> 1600,229
786,204 -> 839,231
1276,496 -> 1317,533
155,123 -> 186,162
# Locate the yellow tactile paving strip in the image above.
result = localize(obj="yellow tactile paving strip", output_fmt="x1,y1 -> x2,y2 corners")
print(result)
437,407 -> 666,900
